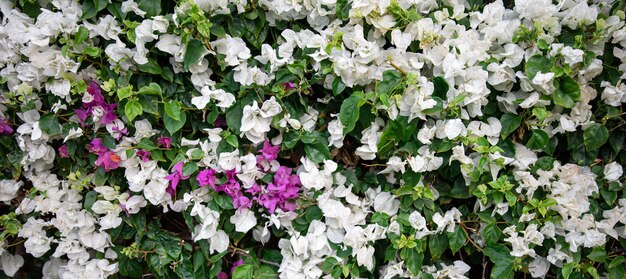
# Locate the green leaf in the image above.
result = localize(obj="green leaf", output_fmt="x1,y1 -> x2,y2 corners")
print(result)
117,86 -> 134,101
182,162 -> 198,177
119,259 -> 144,278
125,100 -> 143,122
81,0 -> 97,19
332,78 -> 346,96
164,101 -> 182,121
93,0 -> 108,11
583,123 -> 609,150
376,70 -> 402,95
432,76 -> 449,99
500,113 -> 521,139
232,264 -> 254,279
340,92 -> 364,135
526,129 -> 549,150
483,223 -> 501,243
83,46 -> 102,57
137,58 -> 162,75
164,111 -> 186,135
226,134 -> 239,148
184,39 -> 207,71
428,234 -> 447,260
405,248 -> 424,275
39,113 -> 61,136
562,262 -> 576,279
83,190 -> 98,213
74,26 -> 89,44
447,225 -> 466,253
553,76 -> 581,108
138,83 -> 162,96
336,0 -> 351,20
254,266 -> 276,279
137,0 -> 161,17
484,243 -> 515,279
304,142 -> 331,163
525,54 -> 552,79
586,247 -> 606,262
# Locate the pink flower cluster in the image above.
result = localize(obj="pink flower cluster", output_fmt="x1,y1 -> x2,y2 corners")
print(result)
88,138 -> 121,172
0,118 -> 12,135
74,82 -> 121,130
196,140 -> 301,213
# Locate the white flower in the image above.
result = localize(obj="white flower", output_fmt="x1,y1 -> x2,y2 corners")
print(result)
604,162 -> 623,182
356,245 -> 375,270
211,35 -> 251,66
191,86 -> 236,109
373,192 -> 400,216
0,253 -> 24,277
444,119 -> 466,139
0,180 -> 22,204
299,159 -> 336,191
230,208 -> 257,233
529,257 -> 550,278
209,230 -> 229,253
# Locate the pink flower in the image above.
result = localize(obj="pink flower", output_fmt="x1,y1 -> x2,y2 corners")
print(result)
165,162 -> 189,196
283,82 -> 296,90
197,169 -> 217,187
0,118 -> 13,135
58,145 -> 69,158
157,136 -> 172,148
217,272 -> 229,279
135,150 -> 151,162
257,140 -> 280,162
88,138 -> 108,155
95,151 -> 121,172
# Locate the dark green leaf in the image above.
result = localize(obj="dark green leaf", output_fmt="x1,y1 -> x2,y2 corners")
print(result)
447,225 -> 466,253
525,54 -> 552,79
432,76 -> 449,99
553,76 -> 581,108
304,142 -> 331,163
500,113 -> 521,139
428,234 -> 447,260
164,111 -> 186,135
184,39 -> 207,71
138,0 -> 161,17
584,123 -> 609,150
405,248 -> 424,275
526,129 -> 549,150
340,92 -> 364,135
137,58 -> 163,75
376,70 -> 402,95
39,113 -> 61,136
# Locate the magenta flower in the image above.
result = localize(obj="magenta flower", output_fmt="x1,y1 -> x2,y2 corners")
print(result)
257,140 -> 280,162
88,138 -> 108,155
95,151 -> 121,172
217,272 -> 229,279
197,169 -> 217,187
74,81 -> 119,127
135,150 -> 151,162
0,118 -> 13,135
58,145 -> 69,158
165,162 -> 189,196
283,82 -> 296,90
157,136 -> 172,148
